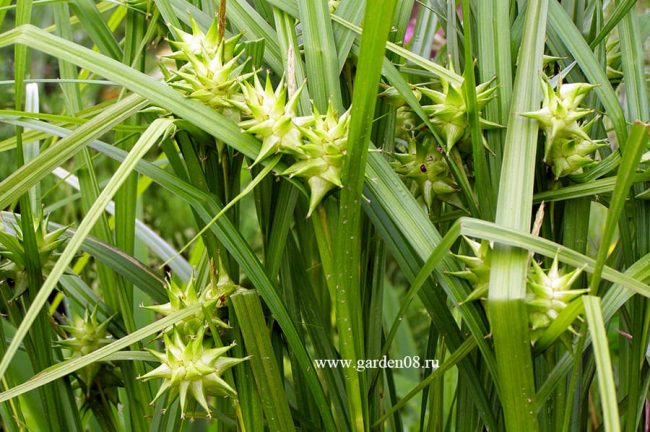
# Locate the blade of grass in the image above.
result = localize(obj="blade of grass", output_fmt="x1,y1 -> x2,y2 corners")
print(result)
583,295 -> 621,432
333,1 -> 396,429
68,0 -> 122,59
333,0 -> 365,71
588,0 -> 636,48
372,338 -> 476,428
296,0 -> 343,111
230,290 -> 295,431
486,1 -> 548,430
331,14 -> 463,85
461,0 -> 494,219
589,122 -> 649,294
476,0 -> 512,186
0,94 -> 147,209
532,171 -> 650,203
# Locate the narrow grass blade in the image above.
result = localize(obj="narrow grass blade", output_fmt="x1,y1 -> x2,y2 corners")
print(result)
487,1 -> 548,430
461,0 -> 494,218
583,295 -> 621,432
476,0 -> 512,184
0,94 -> 146,209
68,0 -> 122,59
231,290 -> 295,432
589,122 -> 649,293
296,0 -> 342,111
333,1 -> 396,429
331,14 -> 463,85
372,338 -> 476,428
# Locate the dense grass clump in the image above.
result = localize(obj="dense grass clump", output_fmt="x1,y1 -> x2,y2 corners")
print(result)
0,0 -> 649,431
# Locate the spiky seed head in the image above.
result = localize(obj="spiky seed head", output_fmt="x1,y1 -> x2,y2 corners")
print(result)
390,135 -> 461,210
420,76 -> 498,152
283,102 -> 350,216
139,329 -> 247,418
522,76 -> 600,174
238,74 -> 307,164
448,237 -> 492,302
146,277 -> 229,337
526,255 -> 587,342
58,308 -> 114,384
162,18 -> 249,121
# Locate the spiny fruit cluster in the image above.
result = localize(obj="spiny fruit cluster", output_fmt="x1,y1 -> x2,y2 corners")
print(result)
0,214 -> 67,299
390,135 -> 460,210
162,18 -> 248,122
522,76 -> 603,178
383,70 -> 498,213
139,263 -> 246,419
58,309 -> 122,418
161,18 -> 349,216
450,238 -> 586,344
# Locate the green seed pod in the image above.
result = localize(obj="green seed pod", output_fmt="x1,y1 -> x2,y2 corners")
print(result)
379,86 -> 424,143
390,135 -> 461,210
526,255 -> 587,342
546,136 -> 603,178
146,277 -> 229,338
0,215 -> 67,298
163,18 -> 249,121
238,74 -> 307,164
522,77 -> 595,153
200,258 -> 239,306
420,74 -> 498,152
448,237 -> 491,303
140,329 -> 247,418
58,308 -> 114,385
605,37 -> 624,85
283,102 -> 350,216
395,106 -> 420,142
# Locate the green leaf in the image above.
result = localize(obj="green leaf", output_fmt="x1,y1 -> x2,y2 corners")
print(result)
0,94 -> 147,209
589,122 -> 649,293
486,1 -> 549,430
583,296 -> 621,432
297,0 -> 342,111
332,1 -> 396,429
230,290 -> 295,432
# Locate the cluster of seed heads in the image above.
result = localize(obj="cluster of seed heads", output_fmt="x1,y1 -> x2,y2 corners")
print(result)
384,69 -> 498,212
139,260 -> 246,419
450,237 -> 586,344
161,18 -> 350,216
522,76 -> 603,178
390,135 -> 461,210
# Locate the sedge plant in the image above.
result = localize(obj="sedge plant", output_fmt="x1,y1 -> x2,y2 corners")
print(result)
0,0 -> 648,431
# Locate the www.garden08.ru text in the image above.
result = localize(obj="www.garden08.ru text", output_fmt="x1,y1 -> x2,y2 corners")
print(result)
315,356 -> 439,372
